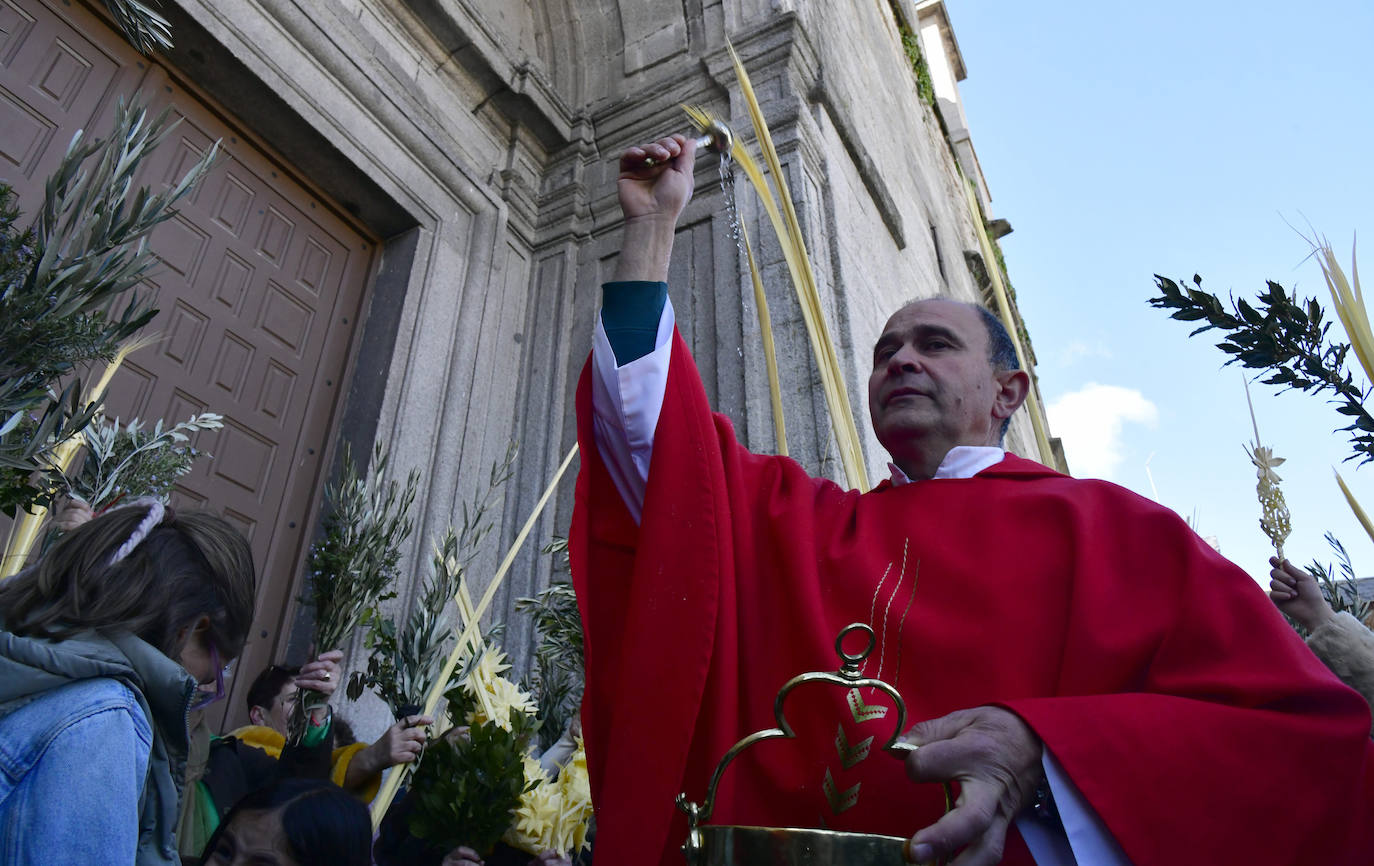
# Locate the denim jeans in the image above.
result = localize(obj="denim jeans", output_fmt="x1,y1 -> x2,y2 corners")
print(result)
0,677 -> 152,865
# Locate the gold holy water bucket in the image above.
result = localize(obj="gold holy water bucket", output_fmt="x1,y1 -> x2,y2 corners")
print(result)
676,623 -> 952,865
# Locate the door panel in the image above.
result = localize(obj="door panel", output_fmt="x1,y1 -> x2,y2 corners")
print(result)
0,0 -> 380,727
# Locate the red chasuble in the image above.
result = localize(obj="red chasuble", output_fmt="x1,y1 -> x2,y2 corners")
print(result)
570,332 -> 1374,866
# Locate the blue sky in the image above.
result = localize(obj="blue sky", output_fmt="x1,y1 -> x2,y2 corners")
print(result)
950,0 -> 1374,583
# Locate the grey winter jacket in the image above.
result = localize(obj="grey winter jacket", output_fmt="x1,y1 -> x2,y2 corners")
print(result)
0,626 -> 196,864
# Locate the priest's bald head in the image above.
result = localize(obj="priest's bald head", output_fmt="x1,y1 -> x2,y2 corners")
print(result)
867,298 -> 1030,481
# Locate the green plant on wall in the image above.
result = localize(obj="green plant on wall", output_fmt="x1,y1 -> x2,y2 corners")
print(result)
900,29 -> 936,105
889,0 -> 935,105
985,232 -> 1016,302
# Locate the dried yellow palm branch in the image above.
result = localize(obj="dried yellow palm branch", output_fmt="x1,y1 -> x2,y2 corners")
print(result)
741,220 -> 788,455
1308,236 -> 1374,547
1313,238 -> 1374,385
1335,469 -> 1374,545
729,47 -> 868,488
88,335 -> 161,405
683,104 -> 786,454
1243,376 -> 1291,559
461,646 -> 538,731
503,741 -> 594,856
962,181 -> 1056,466
370,442 -> 579,829
454,579 -> 498,725
686,45 -> 869,489
1246,442 -> 1292,559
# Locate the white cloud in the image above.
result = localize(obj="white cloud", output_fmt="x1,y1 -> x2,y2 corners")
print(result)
1046,383 -> 1158,480
1054,339 -> 1113,368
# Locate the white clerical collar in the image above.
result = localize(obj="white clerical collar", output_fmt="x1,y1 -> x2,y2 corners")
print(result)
887,445 -> 1006,486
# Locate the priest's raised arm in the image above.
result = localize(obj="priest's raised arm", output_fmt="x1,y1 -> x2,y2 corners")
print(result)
570,137 -> 1374,866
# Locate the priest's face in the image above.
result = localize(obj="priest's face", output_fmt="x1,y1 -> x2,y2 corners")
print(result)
868,299 -> 1009,475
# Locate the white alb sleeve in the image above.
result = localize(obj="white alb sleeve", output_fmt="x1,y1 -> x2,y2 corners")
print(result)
1015,749 -> 1133,865
590,297 -> 675,524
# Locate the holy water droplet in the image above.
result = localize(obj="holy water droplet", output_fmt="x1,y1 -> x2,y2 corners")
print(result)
719,153 -> 744,257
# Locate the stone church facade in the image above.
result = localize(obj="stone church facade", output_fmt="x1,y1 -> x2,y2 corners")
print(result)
0,0 -> 1057,733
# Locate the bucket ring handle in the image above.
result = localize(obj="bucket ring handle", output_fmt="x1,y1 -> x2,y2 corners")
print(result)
676,622 -> 953,863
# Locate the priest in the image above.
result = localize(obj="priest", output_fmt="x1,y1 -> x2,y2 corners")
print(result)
569,134 -> 1374,866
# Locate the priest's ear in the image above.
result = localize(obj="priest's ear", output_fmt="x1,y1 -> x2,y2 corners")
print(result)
992,368 -> 1030,428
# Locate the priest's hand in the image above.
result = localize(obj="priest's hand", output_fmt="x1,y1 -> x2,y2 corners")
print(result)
618,134 -> 696,221
613,134 -> 696,283
898,706 -> 1043,865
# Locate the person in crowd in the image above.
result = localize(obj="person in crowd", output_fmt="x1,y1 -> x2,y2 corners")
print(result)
376,796 -> 574,866
444,849 -> 571,866
570,134 -> 1374,865
374,783 -> 575,866
331,714 -> 359,746
0,500 -> 255,865
374,725 -> 575,866
538,712 -> 582,777
1270,555 -> 1374,733
178,651 -> 352,859
200,777 -> 371,866
231,661 -> 432,797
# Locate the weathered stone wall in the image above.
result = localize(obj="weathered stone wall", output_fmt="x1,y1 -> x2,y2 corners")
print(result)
161,0 -> 1044,737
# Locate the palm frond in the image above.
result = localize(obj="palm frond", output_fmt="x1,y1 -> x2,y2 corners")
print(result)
0,96 -> 218,568
685,42 -> 871,489
348,442 -> 517,719
371,443 -> 578,831
1301,532 -> 1374,631
101,0 -> 173,55
294,441 -> 418,742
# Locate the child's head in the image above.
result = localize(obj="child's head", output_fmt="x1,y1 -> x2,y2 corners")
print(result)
203,778 -> 371,866
0,501 -> 256,679
245,663 -> 302,735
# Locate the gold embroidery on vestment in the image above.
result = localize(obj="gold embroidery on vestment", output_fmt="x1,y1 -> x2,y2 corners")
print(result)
846,687 -> 888,724
872,538 -> 909,682
822,768 -> 861,814
890,561 -> 920,685
834,723 -> 874,769
817,540 -> 920,819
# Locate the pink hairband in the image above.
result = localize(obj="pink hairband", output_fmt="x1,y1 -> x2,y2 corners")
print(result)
108,498 -> 171,565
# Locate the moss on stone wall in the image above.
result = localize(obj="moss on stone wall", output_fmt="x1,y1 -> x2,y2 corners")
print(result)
889,0 -> 935,105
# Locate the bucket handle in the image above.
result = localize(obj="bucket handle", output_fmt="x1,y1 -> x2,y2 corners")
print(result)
676,622 -> 953,863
